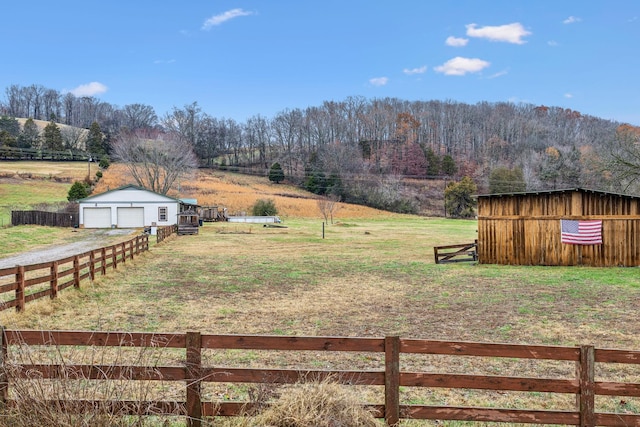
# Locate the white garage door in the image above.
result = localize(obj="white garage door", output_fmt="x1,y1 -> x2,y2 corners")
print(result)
117,207 -> 144,228
83,207 -> 111,228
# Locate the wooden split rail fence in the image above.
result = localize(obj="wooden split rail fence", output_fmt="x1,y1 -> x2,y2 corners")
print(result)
434,240 -> 478,264
0,234 -> 149,312
156,224 -> 178,244
1,329 -> 640,426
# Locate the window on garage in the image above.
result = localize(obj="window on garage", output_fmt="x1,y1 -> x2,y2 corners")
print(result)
159,206 -> 168,222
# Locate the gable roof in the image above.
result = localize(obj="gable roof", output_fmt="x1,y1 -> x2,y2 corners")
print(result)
79,184 -> 181,203
476,187 -> 640,200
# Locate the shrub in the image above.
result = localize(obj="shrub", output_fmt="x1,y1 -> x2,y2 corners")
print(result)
251,199 -> 278,216
98,156 -> 110,169
444,176 -> 477,218
67,181 -> 90,201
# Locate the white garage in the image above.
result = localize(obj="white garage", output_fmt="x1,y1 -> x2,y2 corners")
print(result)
83,207 -> 112,228
79,185 -> 181,232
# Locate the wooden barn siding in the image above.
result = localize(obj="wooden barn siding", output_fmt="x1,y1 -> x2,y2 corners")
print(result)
478,190 -> 640,266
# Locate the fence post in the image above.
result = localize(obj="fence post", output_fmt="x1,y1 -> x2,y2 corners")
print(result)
577,345 -> 595,427
50,261 -> 58,299
89,251 -> 95,281
16,266 -> 25,312
186,331 -> 202,427
101,247 -> 107,275
0,326 -> 7,405
121,242 -> 126,265
129,239 -> 134,260
73,256 -> 80,288
385,335 -> 400,426
112,244 -> 118,270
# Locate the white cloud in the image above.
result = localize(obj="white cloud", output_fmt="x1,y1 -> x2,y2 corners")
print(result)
369,77 -> 389,86
563,16 -> 582,24
445,36 -> 468,47
403,66 -> 427,75
564,93 -> 574,98
202,8 -> 254,30
69,82 -> 108,97
547,40 -> 559,47
487,70 -> 508,79
434,57 -> 490,76
466,22 -> 531,44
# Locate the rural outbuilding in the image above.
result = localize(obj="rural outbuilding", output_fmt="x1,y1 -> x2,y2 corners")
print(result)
477,188 -> 640,266
78,185 -> 180,232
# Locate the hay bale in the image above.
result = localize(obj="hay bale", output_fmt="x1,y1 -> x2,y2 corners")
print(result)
252,379 -> 378,427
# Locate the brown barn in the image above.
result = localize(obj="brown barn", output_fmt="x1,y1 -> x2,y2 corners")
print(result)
477,188 -> 640,266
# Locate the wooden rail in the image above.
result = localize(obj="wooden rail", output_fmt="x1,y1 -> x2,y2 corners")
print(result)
434,240 -> 478,264
0,234 -> 149,312
1,329 -> 639,426
156,224 -> 178,243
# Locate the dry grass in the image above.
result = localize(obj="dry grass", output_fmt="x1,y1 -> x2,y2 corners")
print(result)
0,336 -> 183,427
4,217 -> 640,422
94,164 -> 390,219
0,160 -> 90,182
244,377 -> 378,426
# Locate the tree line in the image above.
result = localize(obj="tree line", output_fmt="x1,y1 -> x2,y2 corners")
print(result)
2,83 -> 639,215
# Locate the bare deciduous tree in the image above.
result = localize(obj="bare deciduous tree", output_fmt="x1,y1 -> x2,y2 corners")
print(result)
111,131 -> 198,195
605,124 -> 640,192
317,194 -> 340,224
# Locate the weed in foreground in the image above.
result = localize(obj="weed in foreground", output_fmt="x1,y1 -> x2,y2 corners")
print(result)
0,337 -> 184,427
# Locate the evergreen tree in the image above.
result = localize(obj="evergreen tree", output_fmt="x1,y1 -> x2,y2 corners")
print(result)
441,154 -> 457,176
67,181 -> 90,201
425,147 -> 441,176
539,147 -> 563,189
561,146 -> 582,187
268,162 -> 285,184
42,120 -> 64,152
0,116 -> 20,138
444,176 -> 477,218
489,167 -> 526,193
0,130 -> 17,147
18,118 -> 40,149
85,121 -> 106,156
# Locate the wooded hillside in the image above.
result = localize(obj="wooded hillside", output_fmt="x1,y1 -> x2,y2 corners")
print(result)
2,83 -> 638,214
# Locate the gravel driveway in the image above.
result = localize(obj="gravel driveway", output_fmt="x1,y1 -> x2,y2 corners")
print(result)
0,229 -> 138,269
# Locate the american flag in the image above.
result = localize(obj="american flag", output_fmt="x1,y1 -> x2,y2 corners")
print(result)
560,220 -> 602,245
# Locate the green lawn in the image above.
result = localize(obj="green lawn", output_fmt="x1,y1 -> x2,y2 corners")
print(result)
0,181 -> 72,227
3,217 -> 640,422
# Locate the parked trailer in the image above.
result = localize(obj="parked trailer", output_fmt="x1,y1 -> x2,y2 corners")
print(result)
227,216 -> 281,224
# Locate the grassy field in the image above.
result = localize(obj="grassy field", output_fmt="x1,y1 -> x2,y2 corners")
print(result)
2,161 -> 640,423
0,160 -> 87,226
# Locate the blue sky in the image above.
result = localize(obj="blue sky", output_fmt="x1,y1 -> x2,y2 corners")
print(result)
2,1 -> 639,125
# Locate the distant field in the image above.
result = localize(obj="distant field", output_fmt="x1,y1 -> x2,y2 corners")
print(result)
95,163 -> 388,219
0,161 -> 87,226
0,160 -> 90,181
